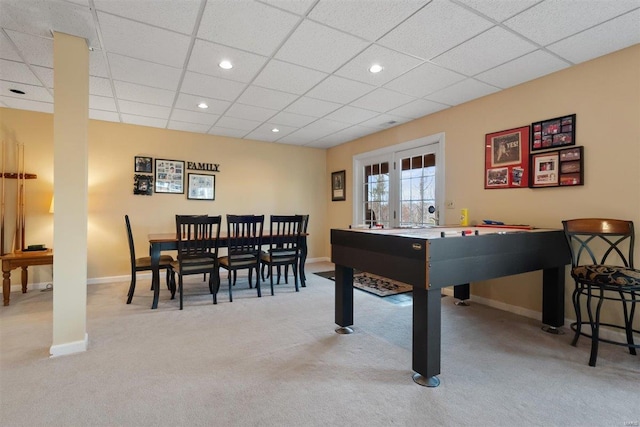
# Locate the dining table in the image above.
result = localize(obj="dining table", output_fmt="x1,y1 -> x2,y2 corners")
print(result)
147,233 -> 308,309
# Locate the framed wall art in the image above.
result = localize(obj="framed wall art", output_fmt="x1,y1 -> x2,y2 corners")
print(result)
531,114 -> 575,152
530,146 -> 584,188
332,170 -> 346,201
484,126 -> 530,189
134,156 -> 153,173
154,159 -> 184,194
133,174 -> 153,195
187,173 -> 215,200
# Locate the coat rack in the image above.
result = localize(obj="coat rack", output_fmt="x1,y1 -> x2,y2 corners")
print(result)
1,141 -> 37,255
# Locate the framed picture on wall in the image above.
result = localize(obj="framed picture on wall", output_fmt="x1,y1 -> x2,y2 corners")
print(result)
134,156 -> 153,173
154,159 -> 184,194
187,173 -> 215,200
530,114 -> 576,152
530,146 -> 584,188
332,170 -> 346,201
133,174 -> 153,195
484,126 -> 530,189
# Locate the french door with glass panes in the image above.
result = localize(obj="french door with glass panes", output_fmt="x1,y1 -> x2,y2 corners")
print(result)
354,134 -> 443,228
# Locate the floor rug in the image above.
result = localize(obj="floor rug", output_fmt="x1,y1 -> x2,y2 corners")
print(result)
314,271 -> 413,297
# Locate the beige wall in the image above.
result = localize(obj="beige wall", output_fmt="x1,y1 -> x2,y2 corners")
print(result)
327,45 -> 640,317
0,109 -> 327,284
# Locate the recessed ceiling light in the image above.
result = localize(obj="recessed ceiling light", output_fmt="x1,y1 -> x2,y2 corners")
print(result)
197,102 -> 208,109
219,60 -> 233,70
10,89 -> 26,95
271,128 -> 280,133
369,64 -> 383,73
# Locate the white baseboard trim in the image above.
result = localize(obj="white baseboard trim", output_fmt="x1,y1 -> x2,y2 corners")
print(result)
446,287 -> 628,343
50,333 -> 88,357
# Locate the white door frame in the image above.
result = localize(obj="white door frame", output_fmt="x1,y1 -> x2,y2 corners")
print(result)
352,132 -> 445,227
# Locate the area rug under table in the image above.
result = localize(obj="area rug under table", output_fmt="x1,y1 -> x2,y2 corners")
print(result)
314,271 -> 413,297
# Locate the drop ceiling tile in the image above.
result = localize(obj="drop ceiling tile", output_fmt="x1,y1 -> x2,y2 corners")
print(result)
0,80 -> 52,102
432,26 -> 537,76
0,59 -> 41,85
90,76 -> 114,97
324,105 -> 380,125
425,78 -> 499,106
455,0 -> 541,22
170,109 -> 219,126
208,126 -> 248,139
236,86 -> 298,110
32,66 -> 53,88
168,121 -> 213,134
350,88 -> 416,113
277,127 -> 326,145
0,96 -> 53,113
335,44 -> 424,86
306,75 -> 375,104
504,0 -> 640,46
384,61 -> 466,97
245,123 -> 297,142
253,60 -> 328,95
259,0 -> 316,15
89,51 -> 109,78
314,125 -> 373,146
97,12 -> 190,68
89,109 -> 119,122
89,94 -> 117,111
358,113 -> 410,129
378,0 -> 494,59
299,118 -> 351,138
0,31 -> 22,61
546,9 -> 640,64
475,50 -> 570,88
114,81 -> 175,106
175,93 -> 230,115
93,0 -> 201,35
387,98 -> 449,119
275,20 -> 370,73
5,30 -> 53,67
308,0 -> 427,41
108,53 -> 182,90
181,71 -> 246,101
198,1 -> 300,56
121,114 -> 167,129
118,100 -> 171,119
269,111 -> 316,128
284,96 -> 341,117
0,0 -> 98,46
187,40 -> 269,83
224,103 -> 278,122
215,116 -> 261,132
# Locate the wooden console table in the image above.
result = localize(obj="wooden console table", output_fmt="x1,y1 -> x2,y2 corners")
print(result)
1,250 -> 53,306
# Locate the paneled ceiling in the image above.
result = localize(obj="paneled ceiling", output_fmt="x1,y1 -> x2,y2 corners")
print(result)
1,0 -> 639,148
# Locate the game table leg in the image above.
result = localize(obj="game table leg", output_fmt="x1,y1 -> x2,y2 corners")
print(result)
412,285 -> 442,387
334,264 -> 354,334
453,283 -> 470,306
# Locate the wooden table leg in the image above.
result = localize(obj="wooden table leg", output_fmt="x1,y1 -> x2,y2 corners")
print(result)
2,269 -> 10,306
21,266 -> 28,293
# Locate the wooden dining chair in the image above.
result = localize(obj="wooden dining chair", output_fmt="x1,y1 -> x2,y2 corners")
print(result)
260,215 -> 303,295
169,215 -> 222,310
125,215 -> 174,304
218,215 -> 264,302
562,218 -> 640,366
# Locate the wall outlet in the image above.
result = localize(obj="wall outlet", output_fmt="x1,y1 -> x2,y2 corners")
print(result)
445,200 -> 455,209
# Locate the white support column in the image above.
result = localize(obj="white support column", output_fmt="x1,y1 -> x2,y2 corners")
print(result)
50,32 -> 89,357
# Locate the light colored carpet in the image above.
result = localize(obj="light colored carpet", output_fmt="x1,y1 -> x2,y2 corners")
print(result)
1,262 -> 638,427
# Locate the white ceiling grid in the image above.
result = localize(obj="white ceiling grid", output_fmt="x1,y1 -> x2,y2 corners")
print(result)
0,0 -> 638,148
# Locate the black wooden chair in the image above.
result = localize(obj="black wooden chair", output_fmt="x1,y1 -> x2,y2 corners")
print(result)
260,215 -> 303,295
218,215 -> 264,301
125,215 -> 174,304
562,218 -> 640,366
169,215 -> 222,310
